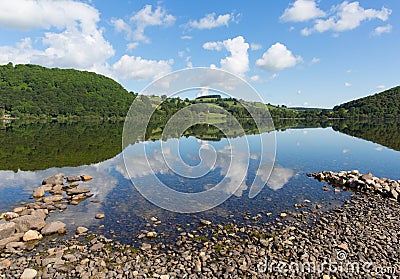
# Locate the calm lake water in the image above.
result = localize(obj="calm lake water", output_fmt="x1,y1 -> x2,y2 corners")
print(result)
1,120 -> 400,245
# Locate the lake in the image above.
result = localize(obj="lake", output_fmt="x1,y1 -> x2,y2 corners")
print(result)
1,120 -> 400,245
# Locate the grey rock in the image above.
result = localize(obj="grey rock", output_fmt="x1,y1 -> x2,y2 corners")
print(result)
42,173 -> 64,186
67,187 -> 90,196
50,184 -> 63,195
66,176 -> 82,182
76,227 -> 89,234
43,195 -> 63,203
0,233 -> 24,249
90,243 -> 104,251
0,222 -> 16,240
41,221 -> 66,235
361,173 -> 373,181
13,214 -> 46,233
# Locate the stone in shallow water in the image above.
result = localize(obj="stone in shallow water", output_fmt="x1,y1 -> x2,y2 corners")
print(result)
146,232 -> 157,238
67,187 -> 90,195
66,176 -> 82,182
43,195 -> 63,203
76,227 -> 88,234
33,186 -> 45,198
81,175 -> 93,181
200,219 -> 211,226
41,221 -> 66,235
42,173 -> 64,186
95,214 -> 105,219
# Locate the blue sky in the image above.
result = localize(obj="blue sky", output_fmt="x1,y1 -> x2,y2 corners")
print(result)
0,0 -> 398,108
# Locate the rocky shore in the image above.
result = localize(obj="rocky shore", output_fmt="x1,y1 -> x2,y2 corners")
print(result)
1,171 -> 400,278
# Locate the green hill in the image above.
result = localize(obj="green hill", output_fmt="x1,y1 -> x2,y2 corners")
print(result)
0,63 -> 135,118
333,86 -> 400,118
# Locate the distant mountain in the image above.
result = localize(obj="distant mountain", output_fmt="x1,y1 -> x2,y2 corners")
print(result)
333,86 -> 400,118
0,63 -> 135,118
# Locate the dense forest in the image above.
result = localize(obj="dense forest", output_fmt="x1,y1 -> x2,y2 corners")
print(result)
333,86 -> 400,118
0,63 -> 398,120
0,63 -> 135,118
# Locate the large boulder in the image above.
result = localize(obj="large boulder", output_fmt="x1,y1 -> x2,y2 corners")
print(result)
41,221 -> 66,235
0,222 -> 16,239
42,174 -> 64,186
12,215 -> 46,233
23,230 -> 43,241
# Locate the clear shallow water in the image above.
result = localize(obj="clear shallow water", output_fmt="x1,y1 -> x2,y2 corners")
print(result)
1,123 -> 400,245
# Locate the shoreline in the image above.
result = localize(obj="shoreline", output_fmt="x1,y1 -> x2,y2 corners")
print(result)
1,172 -> 400,278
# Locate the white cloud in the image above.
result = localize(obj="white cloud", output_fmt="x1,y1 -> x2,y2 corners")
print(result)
345,82 -> 352,87
256,42 -> 302,72
187,12 -> 235,30
280,0 -> 326,22
202,41 -> 224,51
311,57 -> 320,64
181,35 -> 193,40
0,0 -> 114,71
0,0 -> 99,31
250,43 -> 262,50
203,36 -> 249,77
376,84 -> 385,90
372,24 -> 392,36
302,2 -> 391,36
127,42 -> 139,51
112,5 -> 175,43
112,55 -> 173,81
250,75 -> 260,82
